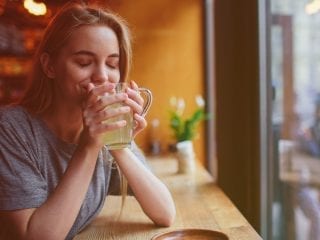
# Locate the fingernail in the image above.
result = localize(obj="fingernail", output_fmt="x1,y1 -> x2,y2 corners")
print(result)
121,93 -> 128,98
120,120 -> 127,126
130,80 -> 137,88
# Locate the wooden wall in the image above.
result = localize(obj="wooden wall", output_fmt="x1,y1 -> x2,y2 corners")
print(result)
107,0 -> 206,164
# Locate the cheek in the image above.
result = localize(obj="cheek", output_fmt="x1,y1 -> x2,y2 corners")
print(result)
54,64 -> 88,100
110,70 -> 121,83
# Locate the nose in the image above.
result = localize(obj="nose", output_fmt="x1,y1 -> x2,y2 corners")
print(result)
92,65 -> 109,85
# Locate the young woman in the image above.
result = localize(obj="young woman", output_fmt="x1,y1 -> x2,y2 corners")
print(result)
0,2 -> 175,239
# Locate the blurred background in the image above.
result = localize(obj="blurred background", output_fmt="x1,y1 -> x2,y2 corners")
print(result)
3,0 -> 320,239
0,0 -> 207,164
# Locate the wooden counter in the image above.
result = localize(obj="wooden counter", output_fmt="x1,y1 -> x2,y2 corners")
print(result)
74,157 -> 262,240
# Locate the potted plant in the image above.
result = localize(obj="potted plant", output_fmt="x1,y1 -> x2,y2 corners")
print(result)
169,95 -> 209,173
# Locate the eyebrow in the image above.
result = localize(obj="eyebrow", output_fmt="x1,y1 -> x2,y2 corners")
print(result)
72,50 -> 119,58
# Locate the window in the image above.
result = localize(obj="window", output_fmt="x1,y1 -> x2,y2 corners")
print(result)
263,1 -> 320,239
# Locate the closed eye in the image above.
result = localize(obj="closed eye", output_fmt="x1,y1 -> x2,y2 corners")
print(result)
77,62 -> 92,67
72,51 -> 95,68
107,63 -> 118,69
107,59 -> 119,69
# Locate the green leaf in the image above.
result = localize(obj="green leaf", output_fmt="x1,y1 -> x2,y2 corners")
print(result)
169,106 -> 210,142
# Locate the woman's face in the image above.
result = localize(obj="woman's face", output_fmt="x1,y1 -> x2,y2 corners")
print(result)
50,25 -> 120,105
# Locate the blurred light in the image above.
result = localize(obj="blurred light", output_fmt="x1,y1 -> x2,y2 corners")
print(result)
0,0 -> 6,16
305,0 -> 320,15
23,0 -> 47,16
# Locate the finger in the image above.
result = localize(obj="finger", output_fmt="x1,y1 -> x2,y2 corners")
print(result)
86,84 -> 115,105
99,120 -> 127,133
80,83 -> 95,108
130,80 -> 139,90
87,119 -> 127,136
91,83 -> 115,96
129,80 -> 144,107
134,112 -> 147,123
86,91 -> 128,113
124,97 -> 143,115
84,99 -> 130,121
77,81 -> 92,95
126,87 -> 144,106
132,113 -> 147,137
92,93 -> 128,112
84,83 -> 95,97
85,92 -> 99,109
92,106 -> 131,123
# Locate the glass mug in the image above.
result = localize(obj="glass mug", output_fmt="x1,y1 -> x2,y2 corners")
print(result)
102,82 -> 152,150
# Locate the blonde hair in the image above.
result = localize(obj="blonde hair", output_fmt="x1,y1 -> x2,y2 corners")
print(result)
21,1 -> 131,216
20,1 -> 132,114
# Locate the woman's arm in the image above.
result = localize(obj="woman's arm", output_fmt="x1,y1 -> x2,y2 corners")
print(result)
111,148 -> 176,227
0,144 -> 101,240
0,83 -> 129,239
111,81 -> 175,226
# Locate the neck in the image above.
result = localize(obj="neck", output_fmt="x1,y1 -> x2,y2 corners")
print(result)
41,106 -> 83,144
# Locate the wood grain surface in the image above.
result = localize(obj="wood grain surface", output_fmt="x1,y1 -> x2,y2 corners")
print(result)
74,157 -> 262,240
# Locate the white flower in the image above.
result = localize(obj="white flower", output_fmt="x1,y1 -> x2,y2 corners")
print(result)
195,95 -> 205,107
176,98 -> 185,115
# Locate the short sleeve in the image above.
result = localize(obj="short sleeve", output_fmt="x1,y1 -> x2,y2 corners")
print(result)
0,119 -> 47,210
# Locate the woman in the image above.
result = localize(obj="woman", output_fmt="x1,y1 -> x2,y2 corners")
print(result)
0,2 -> 175,239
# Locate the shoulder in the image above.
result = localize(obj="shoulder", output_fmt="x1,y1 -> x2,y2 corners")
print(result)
0,105 -> 30,125
0,105 -> 37,142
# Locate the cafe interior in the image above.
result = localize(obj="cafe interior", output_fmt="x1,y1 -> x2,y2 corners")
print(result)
1,0 -> 320,239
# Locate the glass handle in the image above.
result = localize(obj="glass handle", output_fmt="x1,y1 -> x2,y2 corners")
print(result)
138,88 -> 153,117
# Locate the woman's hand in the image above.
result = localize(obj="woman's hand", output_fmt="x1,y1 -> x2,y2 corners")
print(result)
80,82 -> 130,148
124,80 -> 148,138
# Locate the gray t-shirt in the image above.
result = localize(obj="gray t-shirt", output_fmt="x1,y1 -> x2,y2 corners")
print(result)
0,106 -> 146,239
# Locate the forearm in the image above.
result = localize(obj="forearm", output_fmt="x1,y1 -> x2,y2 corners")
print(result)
25,145 -> 100,240
111,149 -> 176,226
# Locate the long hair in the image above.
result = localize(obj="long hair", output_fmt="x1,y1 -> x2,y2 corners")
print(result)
20,1 -> 131,215
20,1 -> 132,114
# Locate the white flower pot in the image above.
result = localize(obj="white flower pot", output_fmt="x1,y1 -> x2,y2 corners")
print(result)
175,140 -> 196,174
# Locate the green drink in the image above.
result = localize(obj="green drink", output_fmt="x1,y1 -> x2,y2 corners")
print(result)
103,103 -> 133,150
103,82 -> 152,150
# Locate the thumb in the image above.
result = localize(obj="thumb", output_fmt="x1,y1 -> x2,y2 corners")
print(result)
81,83 -> 96,109
85,82 -> 95,94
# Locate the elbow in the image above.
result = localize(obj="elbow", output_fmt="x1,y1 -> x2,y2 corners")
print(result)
157,216 -> 175,228
154,207 -> 176,227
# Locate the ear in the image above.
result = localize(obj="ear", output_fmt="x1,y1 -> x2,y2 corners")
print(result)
40,53 -> 56,79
